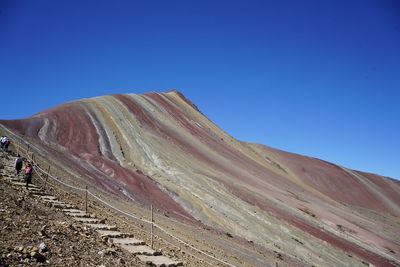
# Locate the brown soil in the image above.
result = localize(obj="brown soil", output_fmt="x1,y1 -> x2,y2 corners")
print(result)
0,175 -> 147,266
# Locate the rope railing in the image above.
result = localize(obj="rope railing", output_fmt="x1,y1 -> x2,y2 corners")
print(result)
0,125 -> 238,267
87,190 -> 151,224
34,163 -> 86,192
155,224 -> 238,267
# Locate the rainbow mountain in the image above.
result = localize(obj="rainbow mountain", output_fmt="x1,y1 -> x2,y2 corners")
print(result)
1,90 -> 399,266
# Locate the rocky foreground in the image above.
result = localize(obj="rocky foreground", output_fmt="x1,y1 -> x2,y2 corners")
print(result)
0,160 -> 148,267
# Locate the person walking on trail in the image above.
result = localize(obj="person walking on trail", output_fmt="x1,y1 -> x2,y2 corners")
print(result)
1,136 -> 10,152
15,155 -> 23,176
24,162 -> 33,189
0,136 -> 6,150
4,138 -> 10,152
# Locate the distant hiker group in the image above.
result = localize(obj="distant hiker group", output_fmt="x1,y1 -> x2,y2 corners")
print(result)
1,135 -> 34,189
14,154 -> 34,189
0,136 -> 11,152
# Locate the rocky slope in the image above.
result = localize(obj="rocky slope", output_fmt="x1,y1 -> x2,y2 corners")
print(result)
1,90 -> 399,266
0,153 -> 148,267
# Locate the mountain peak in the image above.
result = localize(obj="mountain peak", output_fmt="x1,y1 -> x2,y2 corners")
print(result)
1,91 -> 399,266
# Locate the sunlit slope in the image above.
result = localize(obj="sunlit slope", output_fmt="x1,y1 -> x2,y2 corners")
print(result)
2,90 -> 399,266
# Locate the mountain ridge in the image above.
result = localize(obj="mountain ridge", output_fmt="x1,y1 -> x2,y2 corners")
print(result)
1,90 -> 399,266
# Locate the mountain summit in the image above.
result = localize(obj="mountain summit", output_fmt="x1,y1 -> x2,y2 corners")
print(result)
1,90 -> 399,266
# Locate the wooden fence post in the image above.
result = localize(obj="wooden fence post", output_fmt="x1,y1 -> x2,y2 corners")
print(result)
151,204 -> 154,249
85,186 -> 88,213
44,165 -> 50,190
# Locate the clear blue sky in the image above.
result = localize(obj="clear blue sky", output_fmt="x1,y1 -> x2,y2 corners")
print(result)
1,0 -> 399,179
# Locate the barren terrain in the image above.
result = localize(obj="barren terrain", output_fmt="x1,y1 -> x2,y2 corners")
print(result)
1,90 -> 399,266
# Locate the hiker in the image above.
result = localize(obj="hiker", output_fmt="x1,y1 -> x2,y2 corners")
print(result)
1,136 -> 10,152
0,136 -> 5,150
4,138 -> 10,152
24,162 -> 33,189
15,155 -> 23,176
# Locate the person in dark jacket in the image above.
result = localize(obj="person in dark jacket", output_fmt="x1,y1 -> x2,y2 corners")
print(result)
15,155 -> 23,176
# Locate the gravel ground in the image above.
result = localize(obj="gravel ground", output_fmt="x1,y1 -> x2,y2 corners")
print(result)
0,173 -> 147,267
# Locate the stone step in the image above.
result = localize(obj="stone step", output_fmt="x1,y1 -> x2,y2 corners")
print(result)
32,193 -> 49,198
42,199 -> 63,204
43,200 -> 74,209
111,238 -> 145,246
4,178 -> 22,182
137,255 -> 183,267
72,217 -> 101,223
62,209 -> 83,213
26,186 -> 43,191
30,190 -> 47,196
85,223 -> 117,231
120,244 -> 160,256
64,211 -> 90,218
55,204 -> 74,209
53,203 -> 74,208
40,195 -> 58,201
97,230 -> 133,238
11,182 -> 39,188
